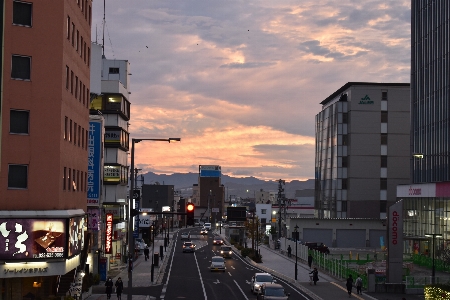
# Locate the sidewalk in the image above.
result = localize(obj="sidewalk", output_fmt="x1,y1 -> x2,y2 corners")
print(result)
215,230 -> 425,300
84,230 -> 178,300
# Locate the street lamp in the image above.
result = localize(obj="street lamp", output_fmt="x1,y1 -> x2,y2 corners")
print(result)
294,225 -> 299,280
128,137 -> 180,300
425,233 -> 442,284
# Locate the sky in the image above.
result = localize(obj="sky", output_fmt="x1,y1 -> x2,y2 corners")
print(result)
91,0 -> 411,182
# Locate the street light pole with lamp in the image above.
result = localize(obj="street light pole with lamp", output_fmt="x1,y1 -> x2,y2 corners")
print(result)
425,233 -> 442,284
128,137 -> 180,300
294,224 -> 299,280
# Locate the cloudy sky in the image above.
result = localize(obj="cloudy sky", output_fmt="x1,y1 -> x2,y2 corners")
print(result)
91,0 -> 411,181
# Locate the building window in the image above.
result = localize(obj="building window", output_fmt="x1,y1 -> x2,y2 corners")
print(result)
342,156 -> 348,168
75,76 -> 78,98
342,178 -> 348,190
74,122 -> 77,145
380,200 -> 387,213
261,209 -> 267,214
67,16 -> 70,39
11,55 -> 31,80
381,111 -> 388,123
79,81 -> 82,101
70,71 -> 74,94
69,119 -> 72,142
76,30 -> 79,51
342,201 -> 347,212
80,36 -> 84,57
380,178 -> 387,190
71,23 -> 75,46
343,112 -> 348,124
10,110 -> 29,134
382,91 -> 388,100
76,170 -> 79,191
63,167 -> 66,190
8,164 -> 28,189
87,48 -> 90,67
89,5 -> 92,25
65,66 -> 69,89
78,125 -> 81,146
109,67 -> 119,74
13,1 -> 32,26
64,117 -> 68,140
72,169 -> 76,191
342,134 -> 348,146
381,156 -> 387,168
68,168 -> 71,190
381,133 -> 387,145
261,218 -> 267,224
83,84 -> 86,105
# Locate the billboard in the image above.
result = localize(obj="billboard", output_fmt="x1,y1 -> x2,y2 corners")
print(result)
387,200 -> 403,283
68,216 -> 85,258
227,207 -> 247,222
199,165 -> 221,177
87,120 -> 102,205
0,219 -> 66,260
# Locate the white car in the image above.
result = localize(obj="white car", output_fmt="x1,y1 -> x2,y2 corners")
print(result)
210,256 -> 226,272
251,273 -> 275,294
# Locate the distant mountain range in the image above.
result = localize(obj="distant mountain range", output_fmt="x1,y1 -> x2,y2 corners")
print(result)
138,172 -> 314,199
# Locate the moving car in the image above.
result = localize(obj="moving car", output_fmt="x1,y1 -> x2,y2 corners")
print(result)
200,228 -> 208,235
182,241 -> 196,253
257,283 -> 290,300
180,232 -> 190,240
220,245 -> 233,258
251,273 -> 275,294
210,256 -> 226,272
213,236 -> 224,245
304,242 -> 330,254
204,222 -> 212,231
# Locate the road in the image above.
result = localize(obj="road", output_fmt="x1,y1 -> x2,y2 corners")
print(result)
159,227 -> 313,300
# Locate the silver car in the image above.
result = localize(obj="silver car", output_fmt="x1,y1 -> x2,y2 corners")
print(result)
251,273 -> 275,294
210,256 -> 226,272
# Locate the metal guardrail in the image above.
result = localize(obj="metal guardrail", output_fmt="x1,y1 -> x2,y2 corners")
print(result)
405,276 -> 450,288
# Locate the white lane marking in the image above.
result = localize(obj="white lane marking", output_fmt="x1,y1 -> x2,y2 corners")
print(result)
228,272 -> 232,276
213,279 -> 220,284
233,252 -> 309,300
231,266 -> 235,269
233,280 -> 249,300
194,252 -> 208,300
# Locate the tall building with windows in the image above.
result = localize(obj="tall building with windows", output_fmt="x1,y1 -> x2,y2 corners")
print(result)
399,1 -> 450,255
0,0 -> 92,298
315,82 -> 410,219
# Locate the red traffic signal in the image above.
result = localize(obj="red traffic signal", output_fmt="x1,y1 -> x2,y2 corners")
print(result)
187,203 -> 195,212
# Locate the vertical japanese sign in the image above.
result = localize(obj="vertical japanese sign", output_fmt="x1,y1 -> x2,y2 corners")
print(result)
387,200 -> 403,283
87,120 -> 102,205
105,214 -> 113,254
87,208 -> 100,231
133,189 -> 140,238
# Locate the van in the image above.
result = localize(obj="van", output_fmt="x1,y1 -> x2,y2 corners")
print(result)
204,223 -> 212,231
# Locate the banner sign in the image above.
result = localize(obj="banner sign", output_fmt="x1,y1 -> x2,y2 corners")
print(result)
105,214 -> 113,254
87,208 -> 100,231
387,200 -> 403,283
87,120 -> 102,205
68,216 -> 85,258
133,199 -> 140,238
0,218 -> 66,260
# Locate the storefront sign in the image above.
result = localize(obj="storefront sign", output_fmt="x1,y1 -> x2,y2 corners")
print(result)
104,165 -> 121,183
105,214 -> 113,254
133,199 -> 140,238
87,120 -> 102,204
104,130 -> 121,143
68,216 -> 85,258
387,200 -> 403,283
0,219 -> 66,260
87,208 -> 100,231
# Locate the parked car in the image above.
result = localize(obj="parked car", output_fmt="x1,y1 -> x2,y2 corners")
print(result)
220,245 -> 233,258
304,242 -> 330,254
210,256 -> 226,272
257,283 -> 290,300
182,241 -> 196,253
251,273 -> 275,294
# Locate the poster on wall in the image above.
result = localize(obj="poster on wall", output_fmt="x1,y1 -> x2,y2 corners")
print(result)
0,218 -> 66,260
68,216 -> 86,257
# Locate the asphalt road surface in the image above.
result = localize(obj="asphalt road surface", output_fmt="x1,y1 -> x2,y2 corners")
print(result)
158,227 -> 313,300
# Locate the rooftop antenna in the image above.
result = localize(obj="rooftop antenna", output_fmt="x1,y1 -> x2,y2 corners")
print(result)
102,0 -> 105,58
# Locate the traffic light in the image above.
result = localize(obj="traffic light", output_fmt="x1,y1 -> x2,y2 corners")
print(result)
186,203 -> 195,226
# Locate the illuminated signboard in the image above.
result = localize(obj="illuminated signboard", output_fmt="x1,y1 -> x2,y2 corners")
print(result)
0,219 -> 66,260
104,165 -> 121,183
105,214 -> 113,254
199,165 -> 221,177
87,208 -> 100,231
68,216 -> 85,258
87,120 -> 102,205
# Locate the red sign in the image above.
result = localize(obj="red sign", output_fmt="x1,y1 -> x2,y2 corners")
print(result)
105,214 -> 113,254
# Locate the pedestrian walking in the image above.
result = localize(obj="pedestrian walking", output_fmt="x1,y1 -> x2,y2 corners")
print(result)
309,267 -> 319,285
308,253 -> 313,268
144,246 -> 150,261
287,245 -> 292,257
105,277 -> 113,299
346,274 -> 353,297
355,275 -> 363,295
115,277 -> 124,300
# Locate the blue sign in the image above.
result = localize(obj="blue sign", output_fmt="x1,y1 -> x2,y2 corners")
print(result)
87,121 -> 102,203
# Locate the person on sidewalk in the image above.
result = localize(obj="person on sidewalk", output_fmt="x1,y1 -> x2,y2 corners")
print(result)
105,277 -> 113,299
144,246 -> 150,261
287,245 -> 292,257
309,267 -> 319,285
346,274 -> 353,297
308,253 -> 313,268
115,277 -> 124,300
355,275 -> 362,295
